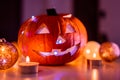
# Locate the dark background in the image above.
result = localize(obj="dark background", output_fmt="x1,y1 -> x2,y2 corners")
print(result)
0,0 -> 107,43
74,0 -> 99,41
0,0 -> 21,42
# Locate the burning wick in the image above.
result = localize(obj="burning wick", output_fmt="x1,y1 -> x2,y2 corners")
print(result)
19,56 -> 39,74
26,56 -> 30,63
93,53 -> 96,58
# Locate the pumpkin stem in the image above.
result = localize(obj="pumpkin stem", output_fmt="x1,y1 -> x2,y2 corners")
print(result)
47,8 -> 57,16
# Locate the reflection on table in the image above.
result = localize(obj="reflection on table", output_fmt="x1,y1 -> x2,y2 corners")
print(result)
0,55 -> 120,80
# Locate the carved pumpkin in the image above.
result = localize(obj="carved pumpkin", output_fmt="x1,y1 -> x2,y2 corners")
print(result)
18,9 -> 87,65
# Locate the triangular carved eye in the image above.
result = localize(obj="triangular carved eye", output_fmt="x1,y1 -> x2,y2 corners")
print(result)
65,24 -> 75,33
36,23 -> 50,34
56,36 -> 66,44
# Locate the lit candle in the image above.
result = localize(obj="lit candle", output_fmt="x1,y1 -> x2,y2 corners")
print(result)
83,41 -> 102,68
19,56 -> 39,74
87,54 -> 102,67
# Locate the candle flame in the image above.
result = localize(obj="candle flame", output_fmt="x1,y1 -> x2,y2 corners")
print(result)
93,53 -> 96,58
26,56 -> 30,63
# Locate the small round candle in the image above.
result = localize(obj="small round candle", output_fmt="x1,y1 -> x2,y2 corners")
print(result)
19,56 -> 39,74
83,41 -> 102,67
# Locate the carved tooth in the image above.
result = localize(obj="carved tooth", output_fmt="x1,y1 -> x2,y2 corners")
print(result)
34,44 -> 79,56
52,49 -> 61,56
40,52 -> 51,57
69,46 -> 78,56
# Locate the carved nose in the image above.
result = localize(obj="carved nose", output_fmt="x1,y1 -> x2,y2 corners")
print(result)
56,36 -> 66,44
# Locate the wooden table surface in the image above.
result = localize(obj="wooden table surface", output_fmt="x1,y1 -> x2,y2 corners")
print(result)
0,56 -> 120,80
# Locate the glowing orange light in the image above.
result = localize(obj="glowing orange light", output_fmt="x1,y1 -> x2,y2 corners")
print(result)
1,46 -> 6,52
93,53 -> 97,58
92,69 -> 99,80
26,56 -> 30,63
83,41 -> 101,60
0,38 -> 18,70
86,49 -> 90,54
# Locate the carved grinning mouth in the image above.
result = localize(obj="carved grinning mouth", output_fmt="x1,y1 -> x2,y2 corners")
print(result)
33,43 -> 80,57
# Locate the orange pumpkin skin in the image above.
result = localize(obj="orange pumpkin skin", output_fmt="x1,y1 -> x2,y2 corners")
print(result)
18,13 -> 87,65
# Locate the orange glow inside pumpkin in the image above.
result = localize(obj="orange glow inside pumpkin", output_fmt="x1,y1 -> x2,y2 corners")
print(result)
18,13 -> 87,65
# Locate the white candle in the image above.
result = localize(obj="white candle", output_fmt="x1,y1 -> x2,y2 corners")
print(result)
19,56 -> 39,74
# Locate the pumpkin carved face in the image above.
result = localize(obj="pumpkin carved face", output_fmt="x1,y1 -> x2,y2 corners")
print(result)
18,12 -> 87,65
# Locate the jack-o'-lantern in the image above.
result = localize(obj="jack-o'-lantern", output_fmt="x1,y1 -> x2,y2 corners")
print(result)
18,9 -> 87,65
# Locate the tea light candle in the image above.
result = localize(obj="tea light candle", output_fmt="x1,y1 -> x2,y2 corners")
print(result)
86,51 -> 102,67
83,41 -> 102,68
19,56 -> 39,74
